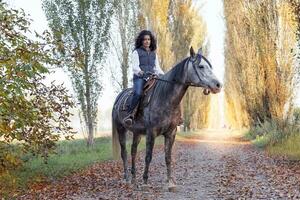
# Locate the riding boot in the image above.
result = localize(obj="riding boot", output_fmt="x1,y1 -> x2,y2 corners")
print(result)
123,94 -> 141,126
124,75 -> 144,126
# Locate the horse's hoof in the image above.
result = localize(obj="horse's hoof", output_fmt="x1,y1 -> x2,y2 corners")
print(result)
121,178 -> 130,184
133,183 -> 139,190
131,178 -> 136,184
141,184 -> 150,191
168,183 -> 177,192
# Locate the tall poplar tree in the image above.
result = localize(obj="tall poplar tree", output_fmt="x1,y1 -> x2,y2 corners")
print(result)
42,0 -> 114,145
111,0 -> 138,90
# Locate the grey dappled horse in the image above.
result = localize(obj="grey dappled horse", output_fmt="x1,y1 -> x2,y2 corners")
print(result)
112,47 -> 221,189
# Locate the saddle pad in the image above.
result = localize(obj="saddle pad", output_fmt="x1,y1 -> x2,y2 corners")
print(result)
121,90 -> 133,111
117,77 -> 157,112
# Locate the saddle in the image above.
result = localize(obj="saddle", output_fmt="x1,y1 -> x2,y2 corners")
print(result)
143,74 -> 157,94
121,74 -> 158,113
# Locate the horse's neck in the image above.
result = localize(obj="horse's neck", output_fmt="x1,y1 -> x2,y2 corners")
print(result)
155,80 -> 188,110
169,84 -> 188,107
150,59 -> 189,111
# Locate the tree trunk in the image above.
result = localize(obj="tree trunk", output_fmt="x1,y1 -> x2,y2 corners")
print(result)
85,64 -> 94,146
86,92 -> 94,146
84,43 -> 94,146
82,6 -> 94,147
121,37 -> 128,90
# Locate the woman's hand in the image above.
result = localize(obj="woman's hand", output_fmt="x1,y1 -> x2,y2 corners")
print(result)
138,71 -> 144,77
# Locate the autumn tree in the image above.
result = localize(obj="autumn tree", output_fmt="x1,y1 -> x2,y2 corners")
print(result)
224,0 -> 298,130
42,0 -> 114,146
0,2 -> 75,188
139,0 -> 209,131
138,0 -> 175,71
110,0 -> 139,91
169,0 -> 209,131
291,0 -> 300,62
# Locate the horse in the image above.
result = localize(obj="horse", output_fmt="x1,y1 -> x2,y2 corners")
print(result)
112,46 -> 221,190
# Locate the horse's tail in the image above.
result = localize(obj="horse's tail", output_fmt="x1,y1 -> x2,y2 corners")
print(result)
112,119 -> 120,160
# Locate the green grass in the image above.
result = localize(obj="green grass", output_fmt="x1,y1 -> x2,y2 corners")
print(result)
177,130 -> 202,139
4,135 -> 164,195
267,133 -> 300,160
15,137 -> 113,188
244,131 -> 271,148
243,119 -> 300,160
243,120 -> 289,148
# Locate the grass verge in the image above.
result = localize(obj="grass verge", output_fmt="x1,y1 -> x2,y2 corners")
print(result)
267,133 -> 300,160
2,130 -> 202,198
243,120 -> 300,160
2,135 -> 165,197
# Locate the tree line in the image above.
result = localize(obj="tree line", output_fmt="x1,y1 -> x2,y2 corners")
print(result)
224,0 -> 300,142
42,0 -> 210,144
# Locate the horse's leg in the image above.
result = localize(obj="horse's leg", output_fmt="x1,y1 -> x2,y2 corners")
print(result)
164,128 -> 176,189
131,132 -> 141,184
143,129 -> 155,185
118,126 -> 129,182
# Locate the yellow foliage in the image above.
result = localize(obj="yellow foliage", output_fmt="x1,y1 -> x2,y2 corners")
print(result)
138,0 -> 209,129
224,0 -> 298,128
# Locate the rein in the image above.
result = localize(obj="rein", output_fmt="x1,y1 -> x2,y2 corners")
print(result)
153,76 -> 197,87
153,55 -> 212,87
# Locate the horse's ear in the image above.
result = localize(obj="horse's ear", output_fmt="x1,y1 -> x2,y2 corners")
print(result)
197,47 -> 203,55
190,46 -> 195,58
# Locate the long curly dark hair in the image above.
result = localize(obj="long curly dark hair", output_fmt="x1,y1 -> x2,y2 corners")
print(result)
134,30 -> 157,51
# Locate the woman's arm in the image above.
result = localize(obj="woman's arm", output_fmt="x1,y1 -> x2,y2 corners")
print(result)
154,53 -> 164,75
131,50 -> 143,76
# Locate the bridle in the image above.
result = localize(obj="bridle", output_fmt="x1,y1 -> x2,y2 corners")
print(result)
152,54 -> 213,87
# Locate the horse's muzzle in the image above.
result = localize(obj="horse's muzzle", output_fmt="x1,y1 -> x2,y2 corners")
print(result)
209,81 -> 222,94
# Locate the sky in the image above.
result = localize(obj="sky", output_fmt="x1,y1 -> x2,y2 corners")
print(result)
5,0 -> 298,131
200,0 -> 226,128
201,0 -> 225,82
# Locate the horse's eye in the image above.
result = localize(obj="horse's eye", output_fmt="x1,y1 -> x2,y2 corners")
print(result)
199,65 -> 204,69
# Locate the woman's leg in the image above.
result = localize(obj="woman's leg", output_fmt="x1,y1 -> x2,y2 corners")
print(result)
129,77 -> 145,113
124,77 -> 145,125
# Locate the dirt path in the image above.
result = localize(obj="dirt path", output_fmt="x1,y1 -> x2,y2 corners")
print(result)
20,130 -> 300,199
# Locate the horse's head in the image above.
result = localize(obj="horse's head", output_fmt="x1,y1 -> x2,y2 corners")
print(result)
186,46 -> 222,94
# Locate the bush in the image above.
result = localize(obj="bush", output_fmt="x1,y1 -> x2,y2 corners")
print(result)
0,2 -> 75,177
246,118 -> 300,148
267,133 -> 300,160
293,107 -> 300,123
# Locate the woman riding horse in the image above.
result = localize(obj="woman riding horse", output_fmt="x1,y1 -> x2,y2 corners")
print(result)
112,44 -> 222,189
123,30 -> 164,126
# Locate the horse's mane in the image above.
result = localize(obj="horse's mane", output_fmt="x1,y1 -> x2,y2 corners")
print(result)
152,58 -> 189,101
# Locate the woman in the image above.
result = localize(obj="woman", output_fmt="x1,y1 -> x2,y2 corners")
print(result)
124,30 -> 164,126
